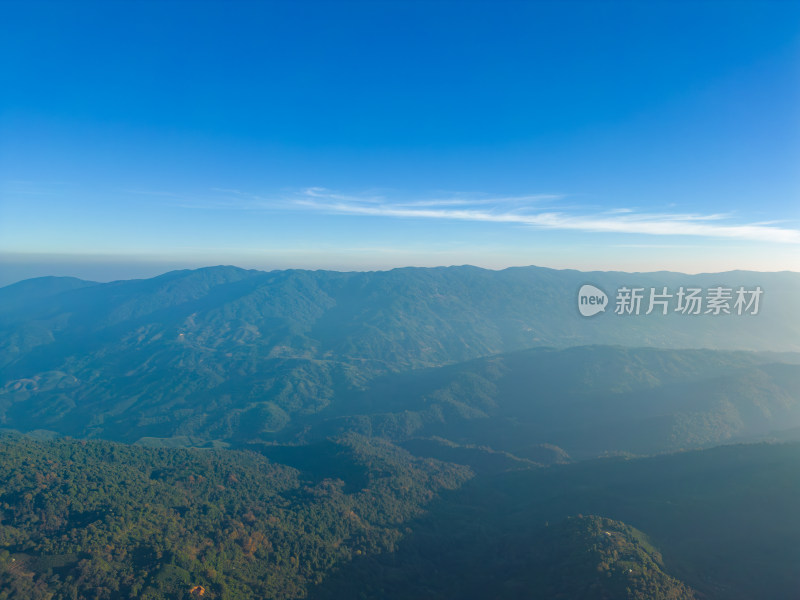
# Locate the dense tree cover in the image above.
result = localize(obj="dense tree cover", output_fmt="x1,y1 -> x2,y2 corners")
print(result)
314,442 -> 800,600
526,516 -> 697,600
311,515 -> 696,600
0,432 -> 469,599
2,434 -> 798,599
3,266 -> 796,371
1,267 -> 799,599
1,266 -> 799,446
3,338 -> 799,460
310,347 -> 800,459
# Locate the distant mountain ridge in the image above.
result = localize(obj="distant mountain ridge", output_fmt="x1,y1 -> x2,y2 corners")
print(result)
1,266 -> 800,600
308,345 -> 800,459
1,265 -> 798,447
1,265 -> 798,365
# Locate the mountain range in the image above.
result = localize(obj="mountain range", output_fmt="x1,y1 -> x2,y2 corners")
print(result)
2,265 -> 799,448
1,264 -> 799,599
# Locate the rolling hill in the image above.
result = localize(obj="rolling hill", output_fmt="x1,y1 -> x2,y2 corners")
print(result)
1,265 -> 799,599
1,266 -> 798,447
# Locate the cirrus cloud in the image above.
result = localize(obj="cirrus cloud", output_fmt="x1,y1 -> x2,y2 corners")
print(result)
294,188 -> 800,244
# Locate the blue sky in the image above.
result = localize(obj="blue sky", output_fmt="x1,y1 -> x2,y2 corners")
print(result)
1,0 -> 798,283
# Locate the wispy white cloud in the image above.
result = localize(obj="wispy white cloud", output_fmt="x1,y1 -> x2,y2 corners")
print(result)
613,244 -> 701,248
394,193 -> 564,208
294,188 -> 800,244
164,186 -> 799,244
303,187 -> 385,204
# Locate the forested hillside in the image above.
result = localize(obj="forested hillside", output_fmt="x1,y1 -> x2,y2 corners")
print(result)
1,267 -> 799,599
311,442 -> 800,600
0,433 -> 469,599
309,346 -> 800,458
2,266 -> 797,445
2,434 -> 798,599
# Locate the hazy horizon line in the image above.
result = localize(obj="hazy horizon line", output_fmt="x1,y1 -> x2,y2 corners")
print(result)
2,255 -> 799,289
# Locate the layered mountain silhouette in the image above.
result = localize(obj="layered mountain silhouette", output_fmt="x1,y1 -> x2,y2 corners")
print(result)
1,265 -> 799,599
1,266 -> 798,447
